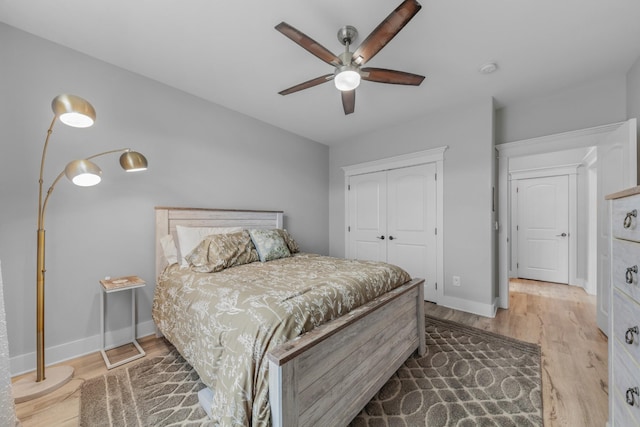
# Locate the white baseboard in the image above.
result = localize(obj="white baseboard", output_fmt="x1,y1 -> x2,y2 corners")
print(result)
439,295 -> 498,318
10,320 -> 156,377
569,277 -> 587,290
582,279 -> 596,295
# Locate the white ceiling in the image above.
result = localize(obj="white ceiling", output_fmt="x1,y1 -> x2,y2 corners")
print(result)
2,0 -> 640,145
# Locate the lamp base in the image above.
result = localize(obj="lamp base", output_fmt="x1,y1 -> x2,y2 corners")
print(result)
12,365 -> 74,403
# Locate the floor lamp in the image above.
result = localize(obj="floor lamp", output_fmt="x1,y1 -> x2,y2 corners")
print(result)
12,94 -> 148,403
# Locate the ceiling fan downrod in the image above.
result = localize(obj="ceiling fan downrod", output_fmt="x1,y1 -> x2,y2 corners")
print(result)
337,25 -> 358,58
334,25 -> 361,91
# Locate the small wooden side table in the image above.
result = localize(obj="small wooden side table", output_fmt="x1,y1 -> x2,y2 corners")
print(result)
98,275 -> 146,369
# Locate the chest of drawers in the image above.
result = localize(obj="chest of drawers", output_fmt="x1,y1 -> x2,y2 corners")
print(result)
608,188 -> 640,426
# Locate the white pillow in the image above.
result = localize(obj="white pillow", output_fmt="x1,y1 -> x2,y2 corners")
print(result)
159,234 -> 178,265
175,225 -> 243,266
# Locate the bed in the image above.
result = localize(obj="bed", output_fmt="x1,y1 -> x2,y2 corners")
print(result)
153,207 -> 426,426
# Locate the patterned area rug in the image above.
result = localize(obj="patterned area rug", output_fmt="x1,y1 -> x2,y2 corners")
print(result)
79,351 -> 211,427
350,316 -> 542,427
79,315 -> 542,426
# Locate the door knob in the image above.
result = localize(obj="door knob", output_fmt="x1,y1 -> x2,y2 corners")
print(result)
376,235 -> 385,240
556,233 -> 567,237
388,236 -> 395,240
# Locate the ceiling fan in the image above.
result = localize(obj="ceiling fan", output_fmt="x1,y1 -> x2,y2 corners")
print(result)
275,0 -> 425,115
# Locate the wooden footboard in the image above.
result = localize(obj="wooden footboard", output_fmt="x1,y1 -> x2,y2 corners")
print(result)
268,278 -> 426,427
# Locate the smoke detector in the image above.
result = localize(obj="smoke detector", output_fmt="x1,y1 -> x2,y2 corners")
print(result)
479,62 -> 498,74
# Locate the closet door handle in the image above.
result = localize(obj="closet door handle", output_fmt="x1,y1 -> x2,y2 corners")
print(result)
388,236 -> 395,241
376,235 -> 385,240
556,233 -> 567,237
626,326 -> 639,344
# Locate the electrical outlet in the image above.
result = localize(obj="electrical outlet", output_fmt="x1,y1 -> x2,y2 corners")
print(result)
452,276 -> 461,287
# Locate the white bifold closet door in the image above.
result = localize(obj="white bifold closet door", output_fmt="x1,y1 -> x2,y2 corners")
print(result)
348,163 -> 437,302
348,170 -> 388,263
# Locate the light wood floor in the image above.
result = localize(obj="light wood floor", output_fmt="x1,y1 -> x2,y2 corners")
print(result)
13,279 -> 608,426
426,278 -> 608,427
13,338 -> 173,427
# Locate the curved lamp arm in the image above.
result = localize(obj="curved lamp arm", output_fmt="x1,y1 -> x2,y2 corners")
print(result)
37,117 -> 58,232
40,148 -> 147,228
86,148 -> 137,161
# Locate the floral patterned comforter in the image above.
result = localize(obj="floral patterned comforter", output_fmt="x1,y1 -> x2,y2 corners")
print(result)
152,253 -> 411,427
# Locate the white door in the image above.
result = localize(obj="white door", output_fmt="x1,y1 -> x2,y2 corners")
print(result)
597,119 -> 637,334
348,171 -> 387,262
517,175 -> 569,283
348,164 -> 438,303
387,164 -> 437,302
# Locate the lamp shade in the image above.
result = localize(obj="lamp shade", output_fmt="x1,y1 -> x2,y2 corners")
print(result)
334,67 -> 361,91
64,159 -> 102,186
52,94 -> 96,128
119,151 -> 148,172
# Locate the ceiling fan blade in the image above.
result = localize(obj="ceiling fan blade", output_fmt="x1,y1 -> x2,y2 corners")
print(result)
341,90 -> 355,115
278,74 -> 334,95
351,0 -> 422,66
275,22 -> 343,67
361,67 -> 425,85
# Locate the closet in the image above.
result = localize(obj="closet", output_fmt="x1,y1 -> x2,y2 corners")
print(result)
346,162 -> 438,302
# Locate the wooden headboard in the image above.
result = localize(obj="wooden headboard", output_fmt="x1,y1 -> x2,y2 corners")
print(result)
155,207 -> 284,279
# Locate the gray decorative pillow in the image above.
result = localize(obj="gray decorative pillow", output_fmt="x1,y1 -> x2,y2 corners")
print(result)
277,229 -> 299,253
248,229 -> 291,262
186,230 -> 259,273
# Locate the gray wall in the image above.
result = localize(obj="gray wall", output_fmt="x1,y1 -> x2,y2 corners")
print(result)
628,55 -> 640,126
329,98 -> 496,307
0,23 -> 329,368
496,75 -> 627,144
627,55 -> 640,181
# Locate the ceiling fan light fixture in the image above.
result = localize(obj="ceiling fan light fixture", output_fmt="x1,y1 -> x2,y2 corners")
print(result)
275,0 -> 424,112
334,67 -> 361,91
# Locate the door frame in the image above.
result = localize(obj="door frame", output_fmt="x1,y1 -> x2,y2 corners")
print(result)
510,165 -> 579,285
496,121 -> 636,309
342,146 -> 447,303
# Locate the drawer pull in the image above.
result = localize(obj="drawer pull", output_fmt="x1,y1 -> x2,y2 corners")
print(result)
627,387 -> 639,406
626,266 -> 638,284
626,326 -> 639,344
624,209 -> 637,229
